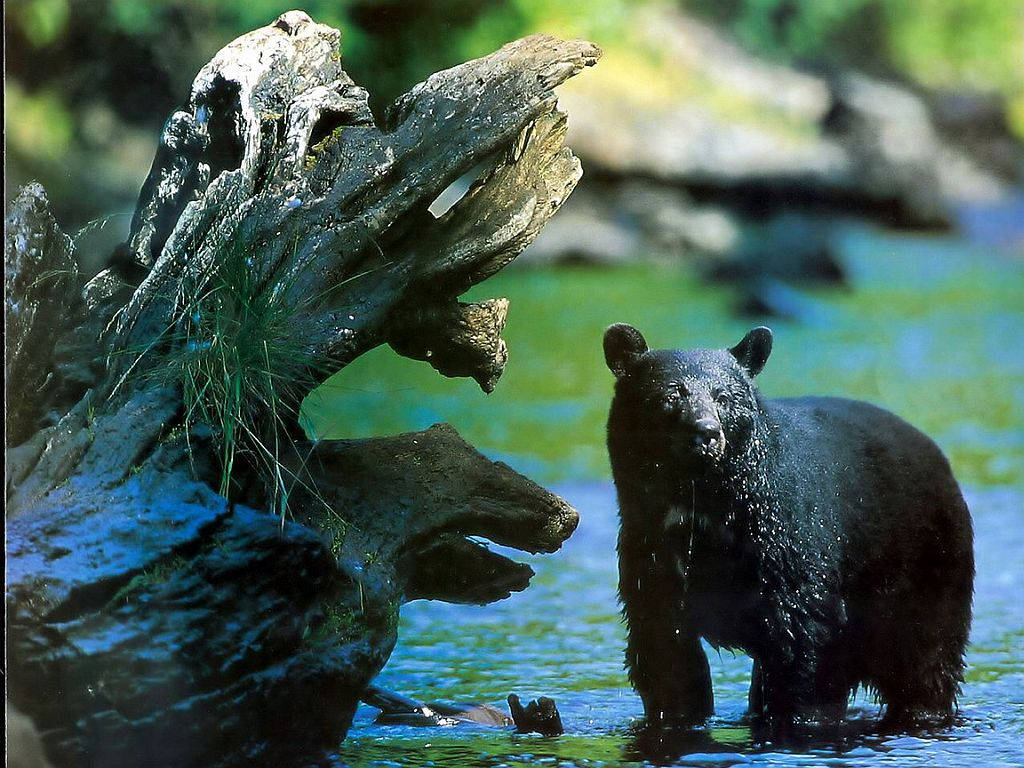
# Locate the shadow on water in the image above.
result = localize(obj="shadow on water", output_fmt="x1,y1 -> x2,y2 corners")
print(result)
622,717 -> 879,765
323,216 -> 1024,767
621,714 -> 987,765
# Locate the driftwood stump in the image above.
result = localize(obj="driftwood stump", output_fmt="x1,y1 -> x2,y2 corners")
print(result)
5,12 -> 597,767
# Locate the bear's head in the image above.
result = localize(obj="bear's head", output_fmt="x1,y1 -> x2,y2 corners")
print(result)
604,324 -> 772,466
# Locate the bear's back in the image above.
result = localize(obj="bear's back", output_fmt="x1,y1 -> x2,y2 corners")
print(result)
765,395 -> 958,498
762,395 -> 972,592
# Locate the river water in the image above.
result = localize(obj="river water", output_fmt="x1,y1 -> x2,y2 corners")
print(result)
309,215 -> 1023,767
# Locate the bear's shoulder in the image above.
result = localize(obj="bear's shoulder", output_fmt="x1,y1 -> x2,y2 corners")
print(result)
767,395 -> 938,448
756,395 -> 954,502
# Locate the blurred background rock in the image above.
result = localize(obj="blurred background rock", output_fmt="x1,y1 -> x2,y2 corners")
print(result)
6,0 -> 1022,278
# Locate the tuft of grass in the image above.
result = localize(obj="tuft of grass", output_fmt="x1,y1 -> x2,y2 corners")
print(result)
158,237 -> 324,519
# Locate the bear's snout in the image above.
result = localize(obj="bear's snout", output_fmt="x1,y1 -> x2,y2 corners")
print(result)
690,417 -> 725,458
661,410 -> 725,461
692,418 -> 721,447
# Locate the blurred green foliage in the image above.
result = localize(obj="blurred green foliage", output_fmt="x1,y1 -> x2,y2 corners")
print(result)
5,0 -> 1021,230
305,225 -> 1024,488
688,0 -> 1024,134
9,0 -> 1019,123
13,0 -> 69,47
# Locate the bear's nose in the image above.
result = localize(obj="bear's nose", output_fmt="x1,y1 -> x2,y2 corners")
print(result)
693,418 -> 720,446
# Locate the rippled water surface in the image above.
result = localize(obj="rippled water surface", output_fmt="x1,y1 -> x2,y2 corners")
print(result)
308,219 -> 1024,767
334,483 -> 1023,767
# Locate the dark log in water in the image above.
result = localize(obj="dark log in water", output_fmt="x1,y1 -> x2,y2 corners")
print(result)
363,685 -> 513,727
360,684 -> 565,735
5,11 -> 595,767
508,693 -> 565,735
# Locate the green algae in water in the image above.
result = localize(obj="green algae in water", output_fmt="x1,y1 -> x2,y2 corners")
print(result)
304,225 -> 1024,489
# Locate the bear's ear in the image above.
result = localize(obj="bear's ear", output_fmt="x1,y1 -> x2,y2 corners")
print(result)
604,324 -> 648,378
729,327 -> 773,377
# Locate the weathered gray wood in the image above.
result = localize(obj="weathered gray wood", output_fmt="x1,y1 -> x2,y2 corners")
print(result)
5,10 -> 596,767
4,184 -> 81,445
113,13 -> 598,394
387,298 -> 510,392
6,415 -> 353,768
284,423 -> 578,609
4,184 -> 139,449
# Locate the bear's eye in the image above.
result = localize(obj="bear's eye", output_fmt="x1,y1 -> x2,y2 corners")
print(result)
715,391 -> 731,406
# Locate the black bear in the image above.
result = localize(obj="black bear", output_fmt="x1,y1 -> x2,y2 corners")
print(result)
604,324 -> 974,732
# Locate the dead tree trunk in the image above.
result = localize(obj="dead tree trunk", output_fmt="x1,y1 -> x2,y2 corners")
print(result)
5,12 -> 598,767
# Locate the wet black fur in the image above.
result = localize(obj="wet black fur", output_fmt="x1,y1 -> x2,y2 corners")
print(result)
605,324 -> 974,733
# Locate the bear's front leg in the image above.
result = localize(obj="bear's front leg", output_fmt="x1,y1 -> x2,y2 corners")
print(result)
755,647 -> 841,735
747,661 -> 765,721
629,628 -> 713,725
620,541 -> 713,725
